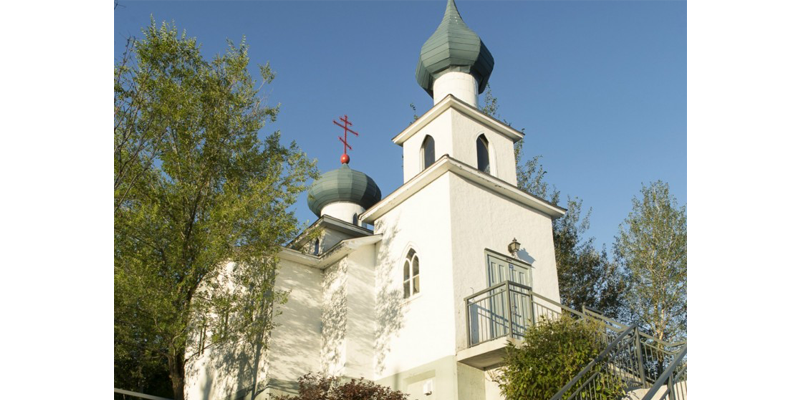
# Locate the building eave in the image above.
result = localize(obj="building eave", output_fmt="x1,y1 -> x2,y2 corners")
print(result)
279,234 -> 383,270
360,155 -> 565,224
288,214 -> 374,250
391,94 -> 524,145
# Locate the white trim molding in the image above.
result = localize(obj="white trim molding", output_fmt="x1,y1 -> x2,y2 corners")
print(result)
360,155 -> 566,224
392,94 -> 525,146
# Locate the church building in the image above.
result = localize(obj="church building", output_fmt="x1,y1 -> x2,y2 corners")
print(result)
186,1 -> 568,399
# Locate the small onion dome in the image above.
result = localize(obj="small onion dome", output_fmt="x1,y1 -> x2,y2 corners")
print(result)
415,0 -> 494,96
307,164 -> 382,217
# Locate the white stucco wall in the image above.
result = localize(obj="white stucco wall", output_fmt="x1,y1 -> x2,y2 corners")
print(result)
343,245 -> 377,379
318,245 -> 377,380
321,259 -> 348,375
184,261 -> 275,400
402,109 -> 455,182
184,259 -> 324,400
448,173 -> 560,352
268,259 -> 324,386
401,107 -> 517,186
484,370 -> 504,400
372,174 -> 457,380
450,109 -> 517,186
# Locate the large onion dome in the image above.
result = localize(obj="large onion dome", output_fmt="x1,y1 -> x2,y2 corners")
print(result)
415,0 -> 495,96
307,164 -> 382,217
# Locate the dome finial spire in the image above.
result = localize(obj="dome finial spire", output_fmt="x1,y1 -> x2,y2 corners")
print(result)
415,0 -> 494,105
444,0 -> 463,23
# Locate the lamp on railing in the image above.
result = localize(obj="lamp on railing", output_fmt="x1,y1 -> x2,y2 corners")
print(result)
508,238 -> 520,256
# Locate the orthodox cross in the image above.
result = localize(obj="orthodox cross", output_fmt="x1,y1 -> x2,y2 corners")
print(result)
333,115 -> 359,164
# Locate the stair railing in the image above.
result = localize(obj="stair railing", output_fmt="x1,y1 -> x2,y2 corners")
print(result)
114,388 -> 173,400
641,345 -> 688,400
465,286 -> 687,400
549,325 -> 638,400
583,306 -> 686,387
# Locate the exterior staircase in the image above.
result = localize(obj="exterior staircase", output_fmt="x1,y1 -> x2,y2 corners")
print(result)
463,282 -> 687,400
548,308 -> 687,400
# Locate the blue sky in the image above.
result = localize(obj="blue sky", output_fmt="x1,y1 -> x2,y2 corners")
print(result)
114,0 -> 687,250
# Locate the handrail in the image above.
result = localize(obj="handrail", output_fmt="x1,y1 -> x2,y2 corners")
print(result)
583,307 -> 685,348
466,284 -> 612,325
114,388 -> 173,400
583,307 -> 630,330
465,280 -> 531,301
549,325 -> 637,400
641,345 -> 688,400
463,282 -> 687,398
529,291 -> 586,318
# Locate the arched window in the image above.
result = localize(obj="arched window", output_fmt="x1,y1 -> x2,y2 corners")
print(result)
403,249 -> 420,299
477,134 -> 490,173
420,135 -> 436,170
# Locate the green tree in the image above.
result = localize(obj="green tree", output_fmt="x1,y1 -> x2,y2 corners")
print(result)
493,315 -> 625,400
615,181 -> 686,342
114,21 -> 316,400
275,374 -> 408,400
553,197 -> 626,317
479,89 -> 624,317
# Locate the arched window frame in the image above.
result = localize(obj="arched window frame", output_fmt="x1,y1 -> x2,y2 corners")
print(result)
403,249 -> 420,299
420,135 -> 436,171
476,134 -> 491,174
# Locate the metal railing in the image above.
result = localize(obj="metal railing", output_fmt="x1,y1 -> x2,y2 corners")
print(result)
642,346 -> 688,400
550,325 -> 637,400
465,281 -> 533,346
464,281 -> 612,348
583,308 -> 686,385
464,281 -> 687,399
114,388 -> 172,400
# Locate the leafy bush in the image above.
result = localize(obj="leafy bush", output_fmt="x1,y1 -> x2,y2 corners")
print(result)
493,315 -> 625,400
275,373 -> 408,400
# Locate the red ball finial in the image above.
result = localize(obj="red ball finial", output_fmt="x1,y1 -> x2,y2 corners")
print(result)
340,153 -> 350,164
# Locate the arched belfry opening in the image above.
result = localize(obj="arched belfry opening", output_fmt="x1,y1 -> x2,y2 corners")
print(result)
421,135 -> 436,170
477,134 -> 490,173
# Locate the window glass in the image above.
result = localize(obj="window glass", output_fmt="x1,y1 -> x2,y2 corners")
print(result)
477,135 -> 490,173
403,249 -> 421,298
421,136 -> 436,170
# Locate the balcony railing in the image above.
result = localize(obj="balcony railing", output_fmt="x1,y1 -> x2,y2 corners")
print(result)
465,280 -> 578,347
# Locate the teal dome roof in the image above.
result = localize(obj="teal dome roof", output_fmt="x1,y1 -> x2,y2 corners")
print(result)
307,164 -> 382,217
415,0 -> 494,96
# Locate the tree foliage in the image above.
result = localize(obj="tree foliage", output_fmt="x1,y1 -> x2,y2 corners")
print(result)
493,315 -> 625,400
275,374 -> 408,400
114,21 -> 316,400
553,197 -> 626,317
615,181 -> 687,342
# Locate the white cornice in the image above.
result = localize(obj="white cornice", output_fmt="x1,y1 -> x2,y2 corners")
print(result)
360,156 -> 566,224
391,95 -> 525,145
279,234 -> 383,270
288,214 -> 373,249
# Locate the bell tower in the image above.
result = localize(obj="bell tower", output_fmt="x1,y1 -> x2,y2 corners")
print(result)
397,0 -> 521,186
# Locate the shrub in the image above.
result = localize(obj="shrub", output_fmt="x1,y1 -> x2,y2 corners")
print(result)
275,373 -> 408,400
493,315 -> 625,400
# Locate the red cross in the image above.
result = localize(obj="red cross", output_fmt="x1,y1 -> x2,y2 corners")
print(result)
333,115 -> 359,164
